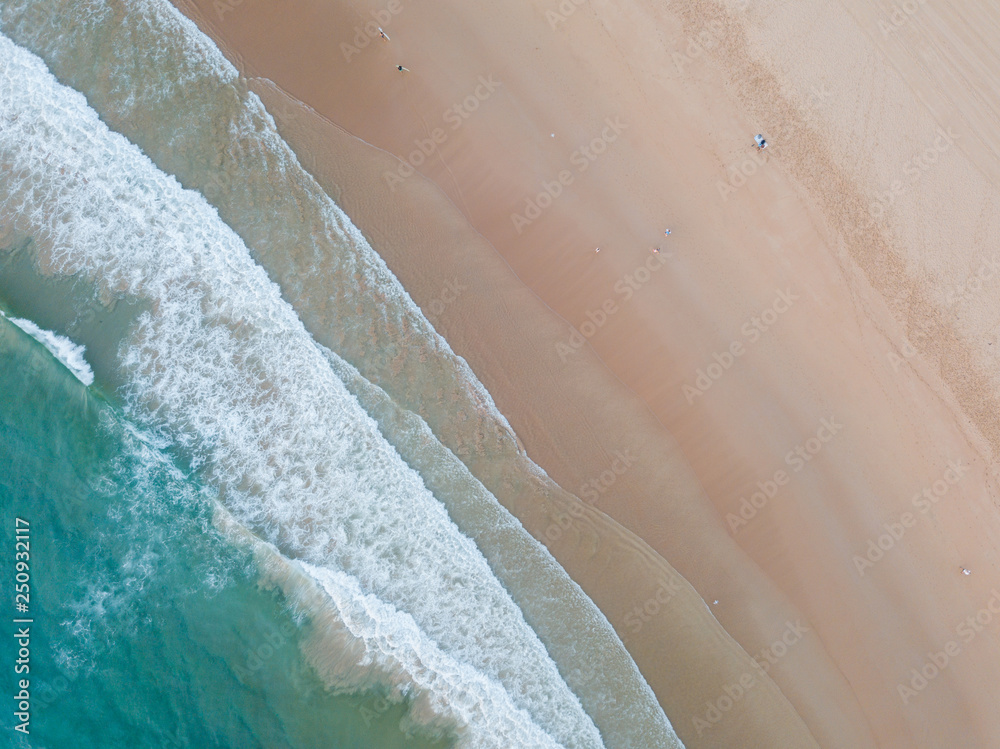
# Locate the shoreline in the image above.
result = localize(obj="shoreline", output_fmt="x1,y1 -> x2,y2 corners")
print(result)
173,0 -> 1000,745
244,75 -> 824,747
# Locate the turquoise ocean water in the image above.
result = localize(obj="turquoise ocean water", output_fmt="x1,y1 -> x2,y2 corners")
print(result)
0,314 -> 444,748
0,1 -> 682,746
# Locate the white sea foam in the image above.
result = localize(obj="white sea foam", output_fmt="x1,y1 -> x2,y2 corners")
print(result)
2,313 -> 94,385
216,504 -> 565,747
0,0 -> 528,488
0,34 -> 605,748
0,4 -> 681,745
323,347 -> 689,741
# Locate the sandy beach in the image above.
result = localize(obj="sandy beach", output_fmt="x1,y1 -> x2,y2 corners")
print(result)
172,0 -> 1000,745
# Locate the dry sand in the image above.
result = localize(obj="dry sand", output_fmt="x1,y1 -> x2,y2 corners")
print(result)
174,0 -> 1000,746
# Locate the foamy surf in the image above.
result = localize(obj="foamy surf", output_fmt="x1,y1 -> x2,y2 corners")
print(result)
0,3 -> 681,745
322,346 -> 686,743
2,312 -> 94,385
0,34 -> 604,748
1,312 -> 443,748
214,504 -> 563,748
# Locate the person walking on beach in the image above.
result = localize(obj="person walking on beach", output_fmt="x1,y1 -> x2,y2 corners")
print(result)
664,229 -> 671,236
397,65 -> 409,72
379,27 -> 390,41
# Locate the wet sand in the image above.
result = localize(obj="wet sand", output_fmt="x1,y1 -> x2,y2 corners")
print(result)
173,0 -> 1000,746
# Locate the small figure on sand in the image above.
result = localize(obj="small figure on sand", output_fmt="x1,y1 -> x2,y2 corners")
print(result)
396,65 -> 409,72
652,247 -> 660,254
664,228 -> 671,236
595,247 -> 601,253
962,567 -> 971,575
754,134 -> 768,150
379,27 -> 390,41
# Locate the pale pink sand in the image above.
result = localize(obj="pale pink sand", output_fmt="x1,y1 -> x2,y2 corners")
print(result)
175,0 -> 1000,745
